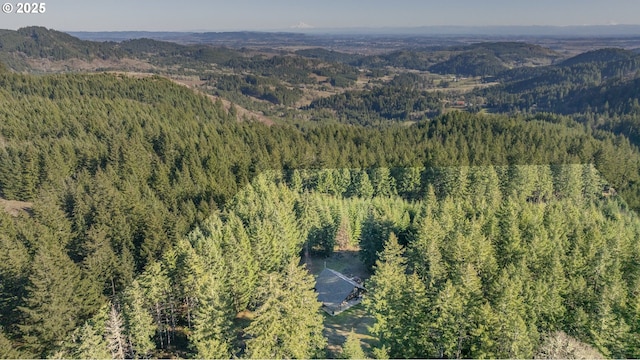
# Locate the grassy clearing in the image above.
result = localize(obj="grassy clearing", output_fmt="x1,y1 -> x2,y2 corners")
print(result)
323,305 -> 376,358
307,250 -> 375,358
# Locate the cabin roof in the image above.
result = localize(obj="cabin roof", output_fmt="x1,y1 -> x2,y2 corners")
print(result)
315,268 -> 365,310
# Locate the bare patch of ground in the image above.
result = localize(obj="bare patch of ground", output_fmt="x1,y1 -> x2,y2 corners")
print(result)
106,71 -> 155,79
309,73 -> 329,83
355,75 -> 372,87
0,198 -> 33,217
295,88 -> 336,108
235,309 -> 255,321
167,75 -> 206,88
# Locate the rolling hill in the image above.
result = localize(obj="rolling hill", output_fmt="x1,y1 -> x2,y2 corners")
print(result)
428,42 -> 561,76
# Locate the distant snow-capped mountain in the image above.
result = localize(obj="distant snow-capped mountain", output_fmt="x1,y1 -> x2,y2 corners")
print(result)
291,22 -> 313,29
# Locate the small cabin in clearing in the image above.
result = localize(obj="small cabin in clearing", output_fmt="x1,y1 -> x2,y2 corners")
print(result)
315,268 -> 366,316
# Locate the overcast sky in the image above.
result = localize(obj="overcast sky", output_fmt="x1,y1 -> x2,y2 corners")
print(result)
2,0 -> 640,31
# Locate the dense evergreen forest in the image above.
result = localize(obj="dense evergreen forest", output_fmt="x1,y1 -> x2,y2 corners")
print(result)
2,27 -> 640,358
307,85 -> 443,123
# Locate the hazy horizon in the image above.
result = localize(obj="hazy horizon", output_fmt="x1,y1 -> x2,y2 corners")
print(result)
2,0 -> 640,32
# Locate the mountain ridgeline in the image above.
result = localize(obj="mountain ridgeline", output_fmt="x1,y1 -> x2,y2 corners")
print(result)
297,42 -> 560,76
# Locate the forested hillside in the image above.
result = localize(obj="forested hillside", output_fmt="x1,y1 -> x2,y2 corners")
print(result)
478,49 -> 640,114
296,42 -> 560,76
1,67 -> 640,357
2,27 -> 640,358
427,41 -> 559,76
0,27 -> 118,62
307,85 -> 443,123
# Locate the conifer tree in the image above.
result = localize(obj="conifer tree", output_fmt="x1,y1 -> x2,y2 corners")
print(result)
495,196 -> 525,268
316,168 -> 338,195
467,166 -> 502,214
534,165 -> 555,203
18,144 -> 39,201
81,225 -> 118,297
31,191 -> 73,248
400,272 -> 433,358
432,281 -> 467,358
505,165 -> 537,202
370,167 -> 396,197
468,302 -> 501,359
171,238 -> 200,329
0,212 -> 30,330
122,280 -> 156,358
553,164 -> 584,202
66,306 -> 111,360
491,269 -> 535,359
396,167 -> 423,200
0,149 -> 21,200
581,163 -> 603,201
589,282 -> 632,358
18,243 -> 87,357
409,208 -> 446,290
290,169 -> 303,193
222,213 -> 259,313
364,233 -> 409,358
244,260 -> 325,359
0,327 -> 24,359
138,261 -> 171,349
342,330 -> 366,359
181,222 -> 235,358
190,271 -> 233,359
336,168 -> 352,196
359,211 -> 396,270
349,169 -> 374,198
